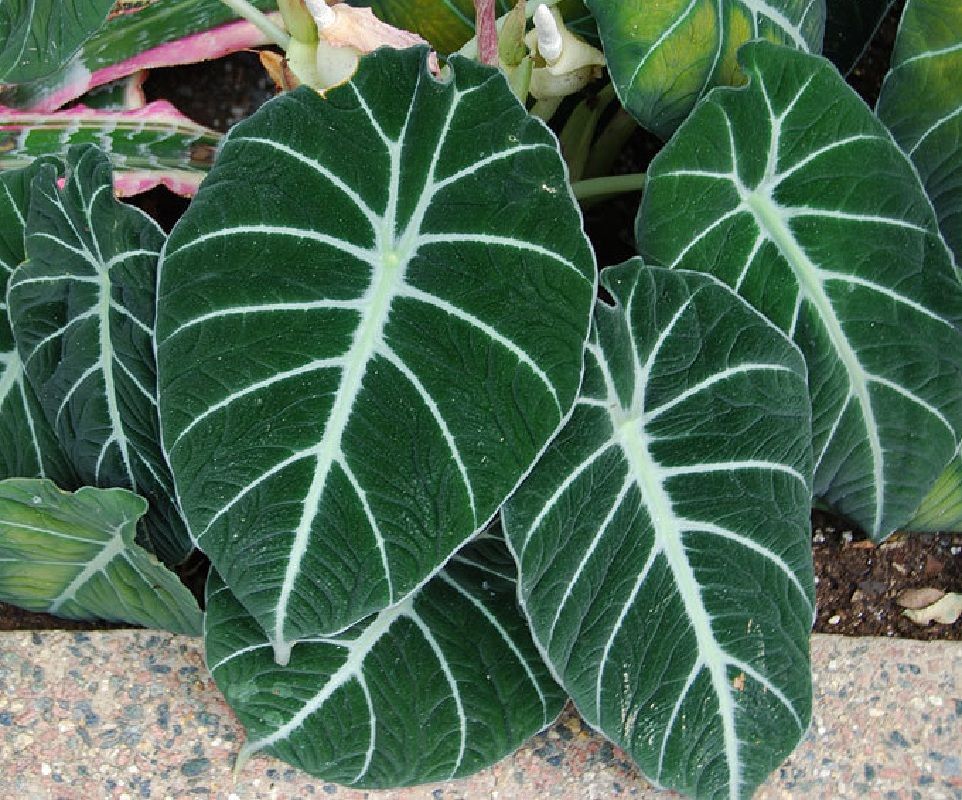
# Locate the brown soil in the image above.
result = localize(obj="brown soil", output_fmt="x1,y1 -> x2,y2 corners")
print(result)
812,514 -> 962,640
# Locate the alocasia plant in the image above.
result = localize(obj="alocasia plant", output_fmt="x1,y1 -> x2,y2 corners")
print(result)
0,1 -> 960,799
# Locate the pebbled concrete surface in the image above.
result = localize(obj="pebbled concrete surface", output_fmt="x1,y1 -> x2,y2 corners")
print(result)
0,632 -> 959,799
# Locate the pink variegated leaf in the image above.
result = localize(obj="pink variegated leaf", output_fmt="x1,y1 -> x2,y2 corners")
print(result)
1,0 -> 280,111
0,100 -> 220,197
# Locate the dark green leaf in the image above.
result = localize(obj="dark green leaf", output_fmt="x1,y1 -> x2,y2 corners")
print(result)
157,48 -> 595,661
205,536 -> 565,786
0,0 -> 114,84
637,41 -> 962,539
7,144 -> 191,566
504,262 -> 814,800
0,160 -> 75,485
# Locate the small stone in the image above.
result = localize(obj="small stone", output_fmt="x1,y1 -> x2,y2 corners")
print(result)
828,614 -> 841,625
179,758 -> 210,777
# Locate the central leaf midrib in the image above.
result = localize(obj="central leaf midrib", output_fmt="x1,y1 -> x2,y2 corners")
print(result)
272,254 -> 405,665
743,189 -> 884,532
48,521 -> 125,612
616,414 -> 741,799
241,595 -> 412,765
97,267 -> 135,486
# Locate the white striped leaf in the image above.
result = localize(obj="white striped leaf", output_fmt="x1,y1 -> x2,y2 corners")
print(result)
877,0 -> 962,268
0,0 -> 114,84
637,41 -> 962,540
879,0 -> 962,532
156,48 -> 595,662
0,160 -> 76,485
7,144 -> 191,566
0,478 -> 201,635
503,262 -> 814,800
585,0 -> 825,139
204,535 -> 565,786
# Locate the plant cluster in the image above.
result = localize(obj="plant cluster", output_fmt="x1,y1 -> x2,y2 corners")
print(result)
0,1 -> 960,798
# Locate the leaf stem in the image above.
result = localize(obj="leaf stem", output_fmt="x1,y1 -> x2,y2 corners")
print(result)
458,0 -> 562,59
571,172 -> 647,201
218,0 -> 291,49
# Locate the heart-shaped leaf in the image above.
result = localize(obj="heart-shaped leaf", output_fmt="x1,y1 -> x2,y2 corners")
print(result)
637,41 -> 962,539
7,144 -> 191,566
0,0 -> 114,84
205,534 -> 565,786
0,161 -> 76,485
0,478 -> 202,634
157,48 -> 595,661
585,0 -> 825,138
503,262 -> 814,800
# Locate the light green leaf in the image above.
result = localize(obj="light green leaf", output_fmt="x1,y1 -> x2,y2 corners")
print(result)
0,0 -> 114,84
157,48 -> 595,661
822,0 -> 895,74
0,478 -> 202,635
0,160 -> 76,486
7,145 -> 191,566
906,452 -> 962,531
503,262 -> 814,800
205,535 -> 565,786
585,0 -> 825,138
637,41 -> 962,540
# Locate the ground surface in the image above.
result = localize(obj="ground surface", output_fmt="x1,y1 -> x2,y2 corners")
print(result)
3,631 -> 959,799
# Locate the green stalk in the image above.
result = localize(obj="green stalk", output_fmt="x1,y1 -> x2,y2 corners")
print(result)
560,83 -> 617,181
218,0 -> 291,48
458,0 -> 562,59
571,172 -> 647,201
584,108 -> 639,179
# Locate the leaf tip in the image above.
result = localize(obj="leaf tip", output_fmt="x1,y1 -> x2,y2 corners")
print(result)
233,741 -> 257,779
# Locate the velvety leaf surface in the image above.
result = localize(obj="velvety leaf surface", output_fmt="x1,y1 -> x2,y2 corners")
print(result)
585,0 -> 825,138
157,48 -> 595,661
822,0 -> 895,74
0,161 -> 76,485
637,41 -> 962,540
7,145 -> 190,566
876,1 -> 962,533
0,478 -> 201,634
503,262 -> 814,800
0,0 -> 114,84
205,536 -> 565,787
877,0 -> 962,265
